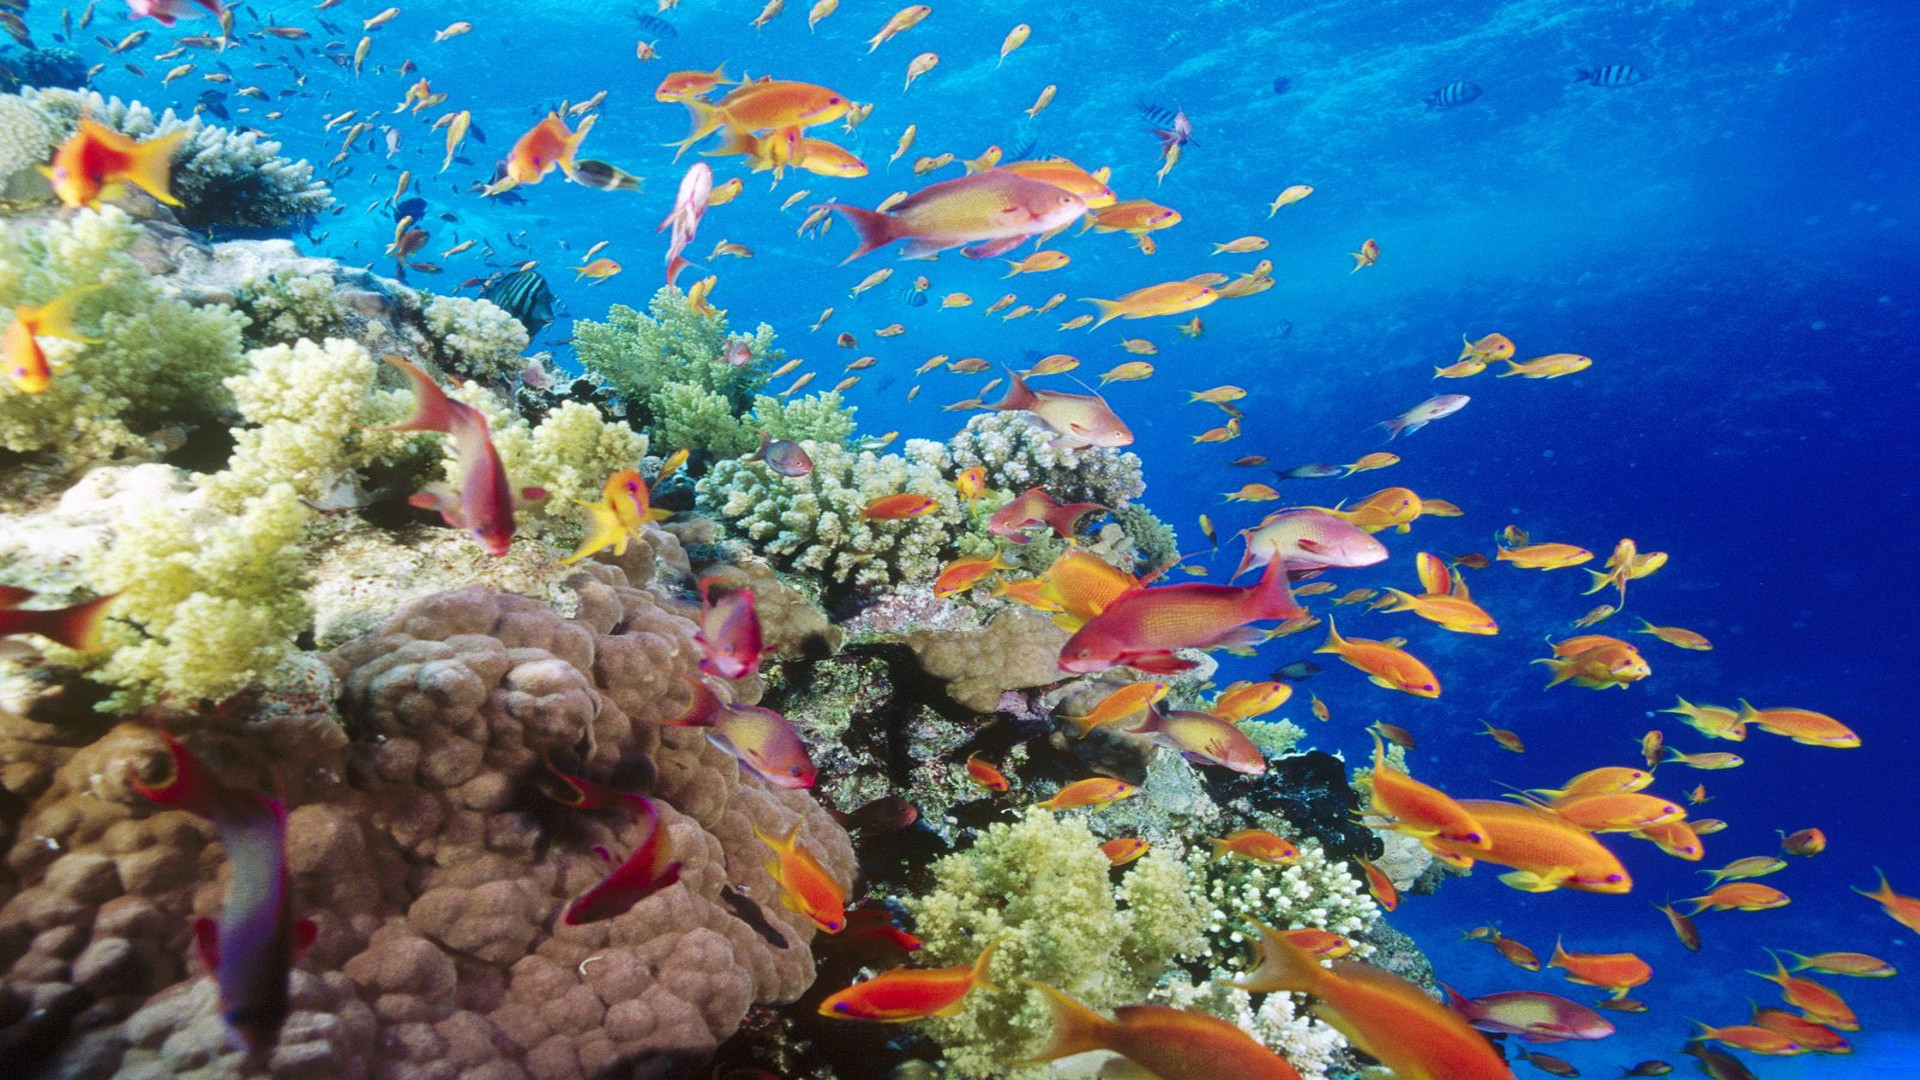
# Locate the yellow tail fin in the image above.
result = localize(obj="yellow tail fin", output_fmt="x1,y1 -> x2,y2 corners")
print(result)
125,127 -> 188,207
25,284 -> 105,344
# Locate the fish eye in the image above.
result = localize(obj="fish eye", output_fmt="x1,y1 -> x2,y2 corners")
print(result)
833,1002 -> 851,1013
1606,873 -> 1624,883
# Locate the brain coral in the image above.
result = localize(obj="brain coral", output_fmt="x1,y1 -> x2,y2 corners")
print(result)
0,561 -> 854,1080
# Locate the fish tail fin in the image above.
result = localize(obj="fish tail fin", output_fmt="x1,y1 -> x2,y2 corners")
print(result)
704,127 -> 761,159
675,99 -> 728,157
1580,568 -> 1612,594
1497,359 -> 1525,377
1226,922 -> 1322,994
1016,981 -> 1113,1063
1459,335 -> 1476,359
20,593 -> 116,652
1532,657 -> 1576,687
1377,586 -> 1416,611
1576,69 -> 1593,83
26,284 -> 106,344
1441,982 -> 1476,1016
710,62 -> 734,85
827,203 -> 898,264
1314,616 -> 1346,656
122,126 -> 189,207
667,674 -> 724,727
1081,297 -> 1123,328
372,356 -> 460,435
1376,418 -> 1407,440
1250,552 -> 1305,621
1777,949 -> 1811,971
559,114 -> 597,179
983,368 -> 1039,412
1046,500 -> 1106,540
969,940 -> 1001,992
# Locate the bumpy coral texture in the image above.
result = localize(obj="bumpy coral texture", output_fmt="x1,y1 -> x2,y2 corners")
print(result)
418,293 -> 532,386
0,568 -> 855,1080
0,207 -> 246,463
700,438 -> 969,591
903,608 -> 1069,713
1187,838 -> 1381,964
25,87 -> 332,228
946,412 -> 1147,510
0,92 -> 58,205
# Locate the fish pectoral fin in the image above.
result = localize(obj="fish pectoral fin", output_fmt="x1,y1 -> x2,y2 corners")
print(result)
193,916 -> 221,972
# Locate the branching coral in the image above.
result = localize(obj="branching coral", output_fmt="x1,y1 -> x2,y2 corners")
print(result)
698,438 -> 968,591
904,811 -> 1203,1079
749,390 -> 857,445
233,267 -> 354,349
419,292 -> 531,386
1186,837 -> 1381,964
0,91 -> 58,206
946,412 -> 1146,509
0,207 -> 246,464
24,87 -> 332,228
1152,976 -> 1350,1080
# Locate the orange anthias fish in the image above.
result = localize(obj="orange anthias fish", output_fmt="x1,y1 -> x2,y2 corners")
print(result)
965,752 -> 1010,793
1374,588 -> 1498,635
1058,557 -> 1304,674
499,112 -> 597,187
1534,635 -> 1650,690
1461,333 -> 1517,362
654,63 -> 734,101
863,492 -> 941,520
5,284 -> 103,393
1101,837 -> 1151,866
1000,158 -> 1117,208
1317,619 -> 1440,697
43,117 -> 188,209
819,941 -> 997,1021
756,821 -> 847,932
1781,950 -> 1895,978
1208,829 -> 1299,864
1368,734 -> 1490,850
1549,942 -> 1653,998
1751,952 -> 1860,1030
1550,791 -> 1686,832
1036,548 -> 1139,630
1362,858 -> 1399,910
1229,925 -> 1515,1080
1082,276 -> 1219,327
1498,542 -> 1594,569
1209,681 -> 1292,721
1737,702 -> 1860,748
1429,799 -> 1632,893
1686,883 -> 1790,914
676,79 -> 851,153
1023,981 -> 1308,1080
1060,680 -> 1169,733
1283,928 -> 1354,959
1035,776 -> 1137,811
829,170 -> 1087,263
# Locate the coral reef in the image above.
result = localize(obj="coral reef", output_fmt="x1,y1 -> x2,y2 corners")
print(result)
1186,838 -> 1381,963
0,567 -> 855,1080
903,811 -> 1203,1079
21,88 -> 331,229
700,439 -> 969,592
1152,976 -> 1350,1080
946,412 -> 1147,510
0,207 -> 246,468
0,91 -> 58,206
903,609 -> 1068,714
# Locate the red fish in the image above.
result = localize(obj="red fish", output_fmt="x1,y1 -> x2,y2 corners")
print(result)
965,752 -> 1010,792
744,430 -> 814,477
827,169 -> 1087,262
1059,555 -> 1305,673
863,492 -> 941,519
659,161 -> 713,287
756,821 -> 847,933
130,731 -> 314,1052
127,0 -> 227,26
0,589 -> 115,651
43,117 -> 187,209
988,487 -> 1105,543
1443,986 -> 1616,1043
378,357 -> 539,556
544,759 -> 683,925
695,578 -> 763,679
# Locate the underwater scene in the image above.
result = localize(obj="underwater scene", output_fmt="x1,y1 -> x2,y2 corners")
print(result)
0,0 -> 1915,1078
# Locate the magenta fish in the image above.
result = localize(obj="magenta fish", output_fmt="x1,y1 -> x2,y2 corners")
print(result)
983,369 -> 1133,450
543,759 -> 684,925
660,161 -> 713,287
723,340 -> 755,367
1233,508 -> 1390,580
127,0 -> 225,26
0,589 -> 115,651
1377,394 -> 1469,440
1060,556 -> 1306,674
988,487 -> 1106,544
667,676 -> 817,789
130,731 -> 315,1053
379,357 -> 543,556
745,430 -> 814,477
695,578 -> 764,679
1443,985 -> 1616,1044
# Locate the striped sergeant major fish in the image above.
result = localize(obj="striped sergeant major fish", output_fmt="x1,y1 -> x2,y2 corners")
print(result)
1425,81 -> 1483,109
1578,64 -> 1647,87
480,268 -> 555,337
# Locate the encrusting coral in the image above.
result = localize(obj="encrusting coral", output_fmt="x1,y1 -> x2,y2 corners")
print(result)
0,91 -> 59,206
0,207 -> 246,467
20,87 -> 332,229
0,565 -> 856,1080
903,810 -> 1203,1080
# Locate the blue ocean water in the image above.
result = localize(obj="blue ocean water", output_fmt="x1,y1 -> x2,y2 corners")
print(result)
22,0 -> 1920,1075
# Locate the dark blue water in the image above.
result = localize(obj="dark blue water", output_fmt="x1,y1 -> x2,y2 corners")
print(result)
35,0 -> 1920,1074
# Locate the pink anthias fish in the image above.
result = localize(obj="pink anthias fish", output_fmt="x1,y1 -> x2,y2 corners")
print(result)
378,357 -> 543,556
744,430 -> 814,477
1151,107 -> 1196,153
127,0 -> 225,26
695,578 -> 764,680
660,161 -> 713,287
542,758 -> 683,925
130,731 -> 315,1053
1233,508 -> 1389,581
988,487 -> 1106,544
1059,556 -> 1306,674
1378,394 -> 1469,440
827,168 -> 1087,263
1120,705 -> 1267,774
1443,986 -> 1617,1044
674,676 -> 817,788
983,369 -> 1133,450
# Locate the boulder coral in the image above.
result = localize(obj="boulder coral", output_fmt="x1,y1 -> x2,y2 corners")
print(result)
0,561 -> 854,1080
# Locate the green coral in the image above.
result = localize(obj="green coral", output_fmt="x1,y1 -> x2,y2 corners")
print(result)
420,292 -> 530,385
447,384 -> 649,530
0,92 -> 58,206
234,268 -> 352,348
750,390 -> 857,444
904,811 -> 1204,1079
84,482 -> 312,711
698,438 -> 967,590
1111,501 -> 1181,570
0,207 -> 245,464
574,286 -> 782,451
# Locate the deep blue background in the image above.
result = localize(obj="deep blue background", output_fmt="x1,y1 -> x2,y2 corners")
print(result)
32,0 -> 1920,1074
